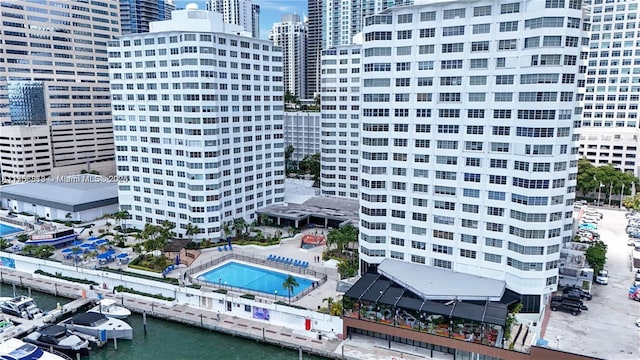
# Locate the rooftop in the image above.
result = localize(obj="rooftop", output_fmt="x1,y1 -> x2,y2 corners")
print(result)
378,259 -> 506,301
0,175 -> 118,212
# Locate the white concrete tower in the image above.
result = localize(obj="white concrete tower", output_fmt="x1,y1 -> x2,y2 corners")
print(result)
108,8 -> 285,239
353,0 -> 587,311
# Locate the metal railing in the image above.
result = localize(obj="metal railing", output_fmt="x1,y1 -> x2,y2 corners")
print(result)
185,253 -> 328,303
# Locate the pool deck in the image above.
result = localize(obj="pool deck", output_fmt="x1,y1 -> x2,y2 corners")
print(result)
184,229 -> 341,311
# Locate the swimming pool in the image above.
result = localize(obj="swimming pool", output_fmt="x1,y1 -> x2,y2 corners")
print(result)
0,223 -> 21,237
197,261 -> 314,297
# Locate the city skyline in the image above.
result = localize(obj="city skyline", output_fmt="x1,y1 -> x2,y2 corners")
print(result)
174,0 -> 308,39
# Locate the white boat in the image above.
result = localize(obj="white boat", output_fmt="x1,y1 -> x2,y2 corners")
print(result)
0,295 -> 44,319
59,312 -> 133,340
87,299 -> 131,319
23,325 -> 91,357
0,337 -> 70,360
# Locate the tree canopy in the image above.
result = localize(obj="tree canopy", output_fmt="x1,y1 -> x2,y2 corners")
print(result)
576,158 -> 638,202
585,240 -> 607,275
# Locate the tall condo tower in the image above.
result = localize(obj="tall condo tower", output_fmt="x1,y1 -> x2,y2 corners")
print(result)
206,0 -> 260,38
578,0 -> 640,176
0,0 -> 120,182
119,0 -> 175,35
269,14 -> 307,98
108,6 -> 286,240
306,0 -> 322,99
324,0 -> 588,312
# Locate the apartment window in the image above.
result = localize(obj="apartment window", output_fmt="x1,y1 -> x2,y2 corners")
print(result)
397,14 -> 413,24
472,24 -> 490,34
498,39 -> 517,50
500,3 -> 520,14
443,8 -> 466,20
499,21 -> 518,32
485,253 -> 502,263
397,30 -> 412,40
473,6 -> 492,17
420,11 -> 436,22
442,26 -> 465,36
471,41 -> 489,52
419,28 -> 435,38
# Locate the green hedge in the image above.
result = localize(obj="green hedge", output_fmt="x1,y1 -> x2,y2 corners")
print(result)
114,285 -> 174,301
98,267 -> 179,285
240,294 -> 255,300
34,269 -> 99,285
275,301 -> 306,310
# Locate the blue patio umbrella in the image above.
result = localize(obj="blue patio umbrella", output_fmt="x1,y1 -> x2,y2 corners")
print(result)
175,254 -> 180,265
71,240 -> 83,246
227,236 -> 232,247
61,248 -> 72,253
87,236 -> 98,241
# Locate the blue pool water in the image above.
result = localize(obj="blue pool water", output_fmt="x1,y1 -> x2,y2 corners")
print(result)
0,223 -> 21,237
198,262 -> 314,296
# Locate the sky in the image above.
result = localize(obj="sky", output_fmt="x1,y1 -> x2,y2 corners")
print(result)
173,0 -> 309,39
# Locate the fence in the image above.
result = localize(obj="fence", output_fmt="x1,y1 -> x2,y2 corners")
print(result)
185,252 -> 328,303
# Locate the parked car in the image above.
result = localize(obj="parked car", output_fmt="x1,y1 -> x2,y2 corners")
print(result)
636,319 -> 640,327
596,270 -> 609,285
562,286 -> 592,300
550,299 -> 584,316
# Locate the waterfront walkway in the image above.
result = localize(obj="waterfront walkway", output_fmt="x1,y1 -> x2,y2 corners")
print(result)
0,268 -> 448,360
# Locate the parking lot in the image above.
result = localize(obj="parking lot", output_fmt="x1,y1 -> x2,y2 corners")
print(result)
544,208 -> 640,359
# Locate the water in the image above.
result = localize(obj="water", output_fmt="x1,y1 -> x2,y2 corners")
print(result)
198,261 -> 313,296
0,283 -> 326,360
0,223 -> 21,237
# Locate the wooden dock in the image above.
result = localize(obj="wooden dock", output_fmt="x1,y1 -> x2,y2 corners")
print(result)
0,297 -> 94,342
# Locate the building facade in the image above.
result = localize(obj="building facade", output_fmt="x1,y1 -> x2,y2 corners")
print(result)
269,14 -> 307,98
306,0 -> 322,99
284,111 -> 321,163
206,0 -> 260,38
320,44 -> 362,200
0,0 -> 119,182
347,0 -> 587,310
578,0 -> 640,176
108,8 -> 285,239
322,0 -> 402,49
119,0 -> 175,35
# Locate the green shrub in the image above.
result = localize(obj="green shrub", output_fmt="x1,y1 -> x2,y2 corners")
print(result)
99,267 -> 179,285
240,294 -> 255,300
114,285 -> 174,301
34,269 -> 98,285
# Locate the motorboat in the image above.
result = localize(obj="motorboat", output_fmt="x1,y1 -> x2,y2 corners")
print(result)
0,337 -> 71,360
87,299 -> 131,319
0,295 -> 44,319
23,325 -> 90,357
59,312 -> 133,340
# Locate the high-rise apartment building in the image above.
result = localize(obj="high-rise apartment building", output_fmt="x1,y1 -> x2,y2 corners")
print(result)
306,0 -> 322,99
0,0 -> 120,182
119,0 -> 175,35
578,0 -> 640,175
320,42 -> 362,200
322,0 -> 402,49
206,0 -> 260,38
269,14 -> 307,98
284,112 -> 321,163
108,7 -> 285,239
323,0 -> 588,311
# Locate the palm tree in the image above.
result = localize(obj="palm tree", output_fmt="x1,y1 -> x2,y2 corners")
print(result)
114,209 -> 130,231
322,297 -> 334,314
38,245 -> 55,258
233,218 -> 246,240
260,213 -> 269,226
0,237 -> 10,250
282,275 -> 300,305
185,223 -> 200,241
222,223 -> 232,240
